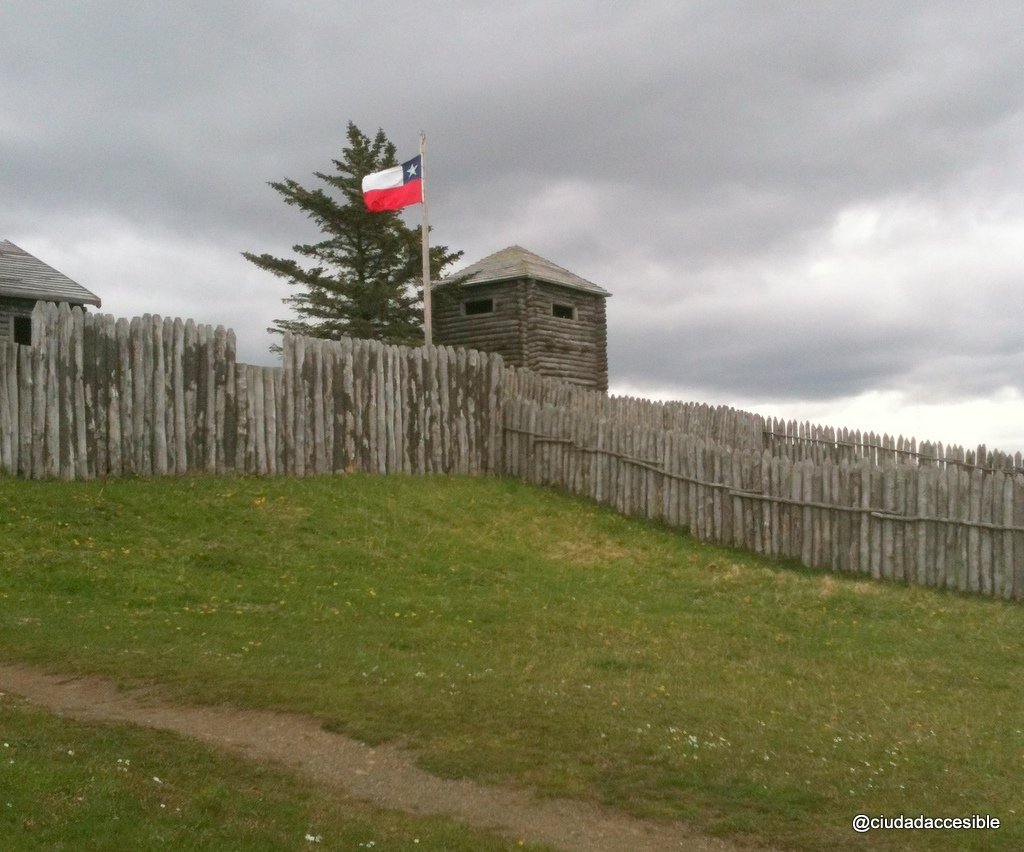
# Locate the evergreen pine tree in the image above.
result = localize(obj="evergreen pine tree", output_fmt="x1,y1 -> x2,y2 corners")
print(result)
244,122 -> 462,349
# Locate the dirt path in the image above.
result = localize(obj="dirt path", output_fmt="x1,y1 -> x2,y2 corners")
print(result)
0,663 -> 772,852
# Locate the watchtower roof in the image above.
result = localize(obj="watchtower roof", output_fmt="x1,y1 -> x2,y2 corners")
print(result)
0,240 -> 101,307
447,245 -> 611,297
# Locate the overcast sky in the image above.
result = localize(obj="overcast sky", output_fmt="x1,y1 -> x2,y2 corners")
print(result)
4,1 -> 1024,452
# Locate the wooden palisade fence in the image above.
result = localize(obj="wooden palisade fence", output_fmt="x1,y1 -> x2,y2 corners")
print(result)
504,399 -> 1024,599
1,302 -> 1021,600
0,303 -> 500,481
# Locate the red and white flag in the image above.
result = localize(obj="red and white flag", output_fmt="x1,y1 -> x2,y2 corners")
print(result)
362,155 -> 423,212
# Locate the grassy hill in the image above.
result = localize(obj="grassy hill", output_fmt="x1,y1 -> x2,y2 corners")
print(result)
2,473 -> 1022,850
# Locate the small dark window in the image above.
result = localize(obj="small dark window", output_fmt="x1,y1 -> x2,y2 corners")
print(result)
552,303 -> 574,320
464,298 -> 494,315
13,316 -> 32,345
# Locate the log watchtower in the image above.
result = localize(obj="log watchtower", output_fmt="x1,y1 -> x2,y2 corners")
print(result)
433,245 -> 610,391
0,240 -> 101,344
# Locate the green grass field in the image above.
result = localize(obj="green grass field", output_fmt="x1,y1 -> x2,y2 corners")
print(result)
2,473 -> 1022,850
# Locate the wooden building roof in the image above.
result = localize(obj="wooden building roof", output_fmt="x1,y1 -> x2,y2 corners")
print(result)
0,240 -> 101,307
444,245 -> 611,297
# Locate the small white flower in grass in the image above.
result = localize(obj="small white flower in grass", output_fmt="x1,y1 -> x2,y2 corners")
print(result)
304,835 -> 322,844
152,777 -> 162,784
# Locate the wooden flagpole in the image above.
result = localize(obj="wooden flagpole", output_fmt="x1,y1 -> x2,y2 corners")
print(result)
419,131 -> 432,347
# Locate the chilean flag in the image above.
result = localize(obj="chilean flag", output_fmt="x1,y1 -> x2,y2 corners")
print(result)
362,155 -> 423,212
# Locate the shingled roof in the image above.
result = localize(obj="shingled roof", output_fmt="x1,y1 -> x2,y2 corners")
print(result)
0,240 -> 101,307
445,245 -> 611,297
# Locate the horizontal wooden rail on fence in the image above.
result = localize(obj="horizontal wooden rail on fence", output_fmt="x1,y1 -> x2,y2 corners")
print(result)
518,425 -> 1024,534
